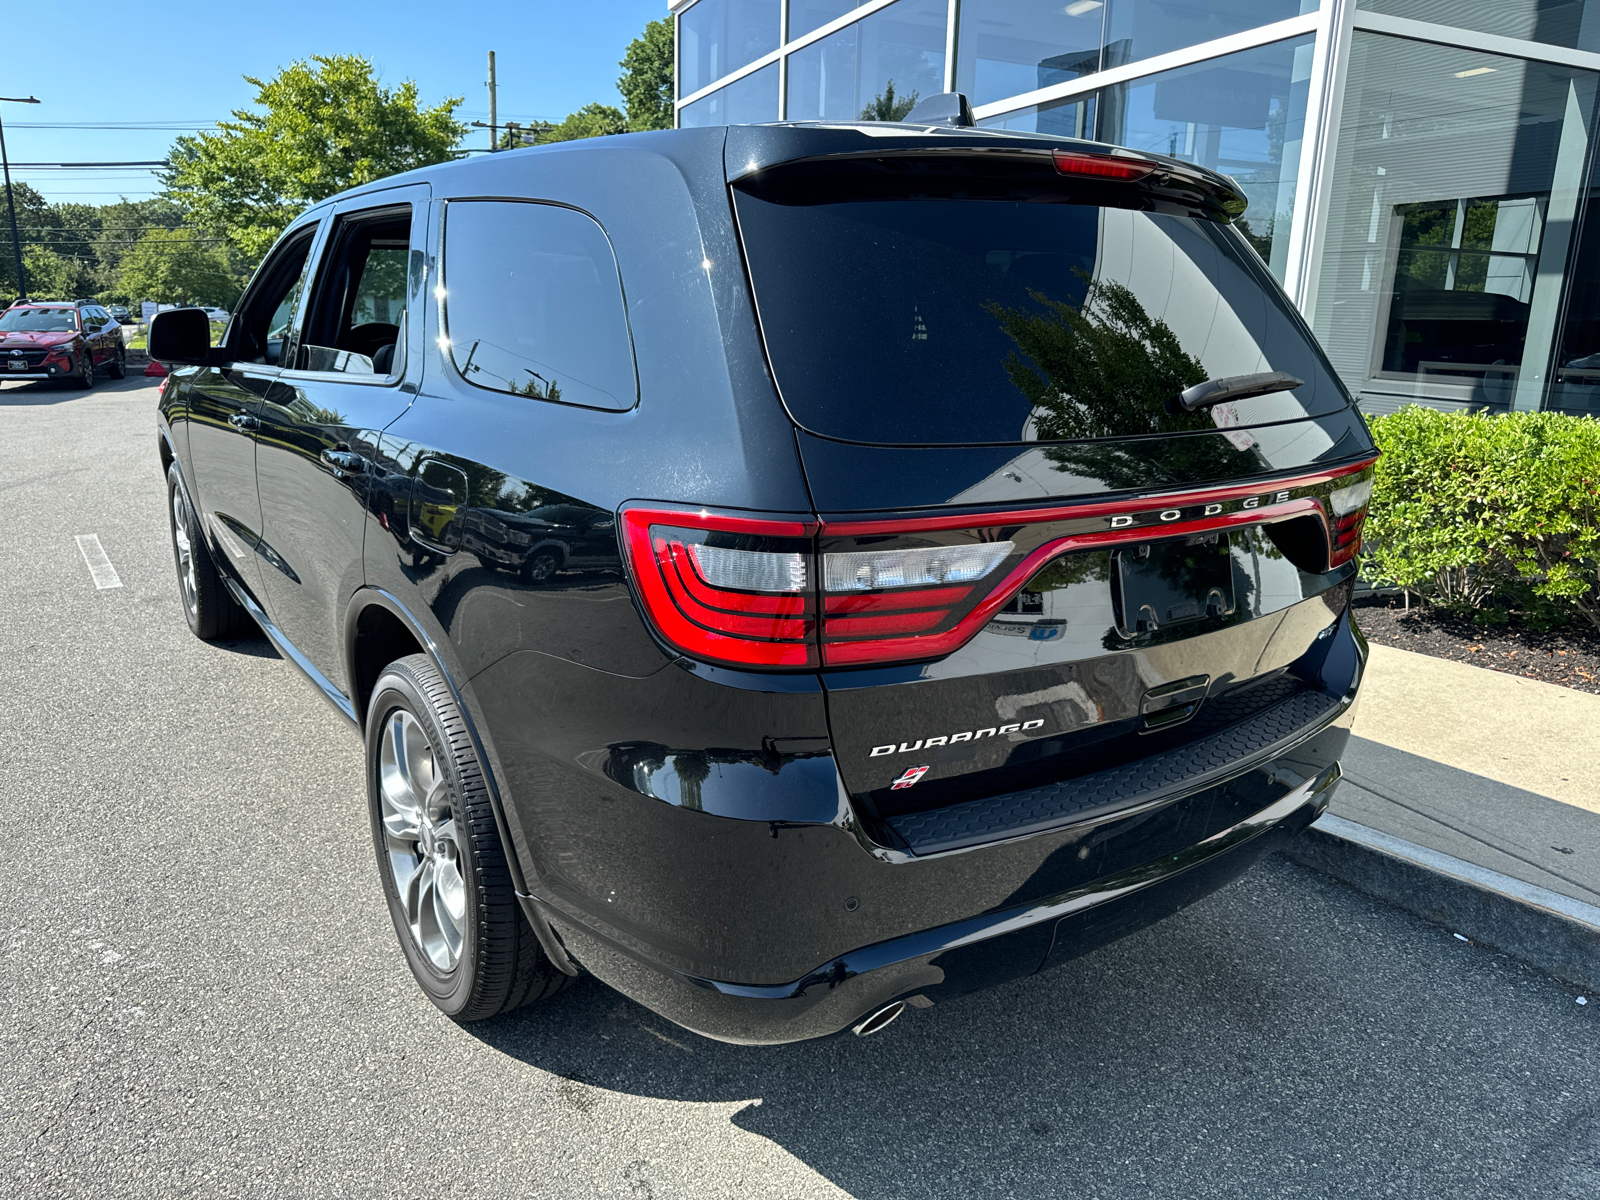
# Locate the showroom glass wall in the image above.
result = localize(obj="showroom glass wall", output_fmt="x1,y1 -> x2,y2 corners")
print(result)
672,0 -> 1600,415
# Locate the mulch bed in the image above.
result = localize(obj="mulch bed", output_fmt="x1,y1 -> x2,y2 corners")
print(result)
1353,594 -> 1600,695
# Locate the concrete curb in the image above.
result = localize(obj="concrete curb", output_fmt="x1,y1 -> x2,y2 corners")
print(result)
1279,814 -> 1600,993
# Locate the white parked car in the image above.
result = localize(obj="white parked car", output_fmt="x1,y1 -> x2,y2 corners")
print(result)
202,307 -> 230,323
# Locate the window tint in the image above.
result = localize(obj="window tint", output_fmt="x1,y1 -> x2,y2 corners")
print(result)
441,201 -> 636,411
236,225 -> 320,366
298,207 -> 412,378
733,185 -> 1349,445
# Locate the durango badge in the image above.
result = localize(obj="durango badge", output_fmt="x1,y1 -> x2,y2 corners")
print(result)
870,718 -> 1046,757
889,765 -> 930,790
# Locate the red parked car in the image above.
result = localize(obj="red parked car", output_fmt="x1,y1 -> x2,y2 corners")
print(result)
0,300 -> 126,387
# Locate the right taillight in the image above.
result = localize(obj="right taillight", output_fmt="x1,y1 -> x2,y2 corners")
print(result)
1325,473 -> 1374,566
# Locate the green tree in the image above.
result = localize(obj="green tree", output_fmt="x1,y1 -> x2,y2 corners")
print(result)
165,55 -> 465,260
861,79 -> 918,122
535,102 -> 628,145
91,197 -> 185,284
618,18 -> 675,132
0,182 -> 56,298
118,227 -> 241,307
11,245 -> 80,300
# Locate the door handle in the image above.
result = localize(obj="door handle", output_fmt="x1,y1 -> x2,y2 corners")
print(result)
227,412 -> 259,430
321,448 -> 367,475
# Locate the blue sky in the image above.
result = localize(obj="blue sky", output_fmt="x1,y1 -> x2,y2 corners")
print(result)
2,0 -> 667,206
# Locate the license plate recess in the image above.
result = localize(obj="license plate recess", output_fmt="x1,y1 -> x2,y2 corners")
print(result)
1112,533 -> 1235,636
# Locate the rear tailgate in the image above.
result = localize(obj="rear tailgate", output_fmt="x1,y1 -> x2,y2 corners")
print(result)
728,127 -> 1376,848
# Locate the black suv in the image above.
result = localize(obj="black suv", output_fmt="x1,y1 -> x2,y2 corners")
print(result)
152,111 -> 1375,1044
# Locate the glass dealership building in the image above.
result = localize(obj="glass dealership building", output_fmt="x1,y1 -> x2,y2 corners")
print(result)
670,0 -> 1600,417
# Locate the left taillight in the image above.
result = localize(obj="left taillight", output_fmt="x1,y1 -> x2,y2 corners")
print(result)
620,507 -> 819,670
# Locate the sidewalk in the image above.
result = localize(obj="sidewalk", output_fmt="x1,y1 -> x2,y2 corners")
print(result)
1279,643 -> 1600,989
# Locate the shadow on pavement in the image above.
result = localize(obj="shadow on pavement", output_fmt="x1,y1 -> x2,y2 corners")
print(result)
208,631 -> 280,660
464,857 -> 1596,1198
0,375 -> 158,405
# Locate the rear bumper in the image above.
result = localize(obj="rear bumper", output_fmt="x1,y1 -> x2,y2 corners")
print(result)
538,753 -> 1344,1044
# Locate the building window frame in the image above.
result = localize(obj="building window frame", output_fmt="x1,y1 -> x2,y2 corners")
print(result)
675,0 -> 908,112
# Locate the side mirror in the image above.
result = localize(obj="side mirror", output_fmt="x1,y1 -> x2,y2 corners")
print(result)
149,308 -> 218,365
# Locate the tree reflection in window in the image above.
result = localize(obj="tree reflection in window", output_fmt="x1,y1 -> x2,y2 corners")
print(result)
987,273 -> 1266,489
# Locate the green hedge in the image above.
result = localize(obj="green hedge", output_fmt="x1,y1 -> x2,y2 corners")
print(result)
1363,407 -> 1600,632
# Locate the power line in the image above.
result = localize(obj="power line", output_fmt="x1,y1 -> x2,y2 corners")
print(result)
6,161 -> 168,168
7,121 -> 218,130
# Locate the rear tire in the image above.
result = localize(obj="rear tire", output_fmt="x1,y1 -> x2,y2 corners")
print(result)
166,463 -> 251,640
366,654 -> 571,1021
108,349 -> 126,379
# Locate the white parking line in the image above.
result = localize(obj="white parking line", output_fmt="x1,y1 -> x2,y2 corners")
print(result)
75,535 -> 123,590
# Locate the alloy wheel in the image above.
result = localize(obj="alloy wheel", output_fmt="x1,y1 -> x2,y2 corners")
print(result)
171,487 -> 199,621
378,709 -> 467,971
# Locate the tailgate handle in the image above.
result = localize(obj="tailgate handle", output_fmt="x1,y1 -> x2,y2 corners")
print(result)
1140,675 -> 1210,731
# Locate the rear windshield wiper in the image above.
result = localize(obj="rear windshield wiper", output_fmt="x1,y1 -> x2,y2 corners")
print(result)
1171,371 -> 1303,415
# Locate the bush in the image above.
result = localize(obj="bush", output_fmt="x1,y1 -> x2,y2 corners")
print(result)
1362,407 -> 1600,631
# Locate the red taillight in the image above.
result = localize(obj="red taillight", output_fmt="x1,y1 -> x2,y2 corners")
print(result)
621,459 -> 1377,671
1053,150 -> 1158,181
1325,474 -> 1374,567
621,507 -> 819,669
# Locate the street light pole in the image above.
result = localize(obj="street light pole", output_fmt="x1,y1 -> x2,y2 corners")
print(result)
0,95 -> 41,304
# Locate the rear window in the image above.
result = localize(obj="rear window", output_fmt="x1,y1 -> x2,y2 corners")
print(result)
732,189 -> 1349,445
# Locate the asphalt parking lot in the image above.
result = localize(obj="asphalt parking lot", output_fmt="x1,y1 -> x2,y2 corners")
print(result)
3,375 -> 1598,1199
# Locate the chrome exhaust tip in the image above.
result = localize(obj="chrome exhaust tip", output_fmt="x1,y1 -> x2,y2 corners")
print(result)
852,1000 -> 907,1037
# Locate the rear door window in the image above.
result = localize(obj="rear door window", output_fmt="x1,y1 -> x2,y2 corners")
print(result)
732,187 -> 1351,445
440,200 -> 637,411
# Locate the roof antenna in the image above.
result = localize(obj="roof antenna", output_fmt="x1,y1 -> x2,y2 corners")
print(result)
904,92 -> 974,128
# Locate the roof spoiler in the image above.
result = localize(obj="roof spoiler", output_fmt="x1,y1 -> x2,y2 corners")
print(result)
726,126 -> 1249,221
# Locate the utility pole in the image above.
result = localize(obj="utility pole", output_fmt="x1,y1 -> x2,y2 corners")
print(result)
487,51 -> 498,152
0,95 -> 40,303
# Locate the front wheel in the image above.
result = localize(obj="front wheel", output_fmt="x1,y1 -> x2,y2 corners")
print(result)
166,463 -> 250,639
73,347 -> 95,390
366,654 -> 571,1021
